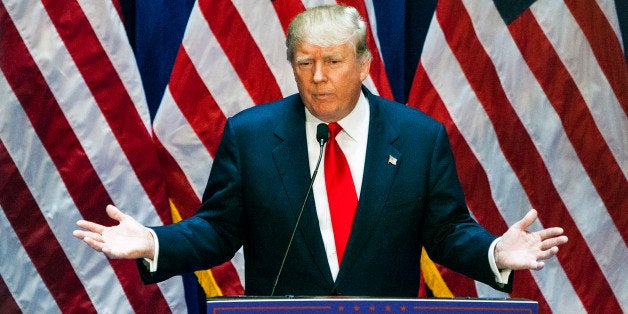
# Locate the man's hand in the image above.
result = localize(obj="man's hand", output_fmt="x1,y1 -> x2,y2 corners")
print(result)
495,209 -> 568,270
73,205 -> 155,260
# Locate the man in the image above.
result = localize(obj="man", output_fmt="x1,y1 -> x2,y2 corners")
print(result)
73,5 -> 567,296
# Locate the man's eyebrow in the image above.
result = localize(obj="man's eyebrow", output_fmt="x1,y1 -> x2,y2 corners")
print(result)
294,55 -> 313,63
294,52 -> 345,63
321,52 -> 344,59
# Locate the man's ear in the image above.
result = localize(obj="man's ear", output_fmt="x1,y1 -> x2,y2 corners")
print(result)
359,58 -> 372,81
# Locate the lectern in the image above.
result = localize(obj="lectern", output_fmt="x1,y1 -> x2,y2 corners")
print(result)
207,297 -> 538,313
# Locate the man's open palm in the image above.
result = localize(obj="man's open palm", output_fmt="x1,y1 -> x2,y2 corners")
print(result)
495,209 -> 568,270
73,205 -> 155,260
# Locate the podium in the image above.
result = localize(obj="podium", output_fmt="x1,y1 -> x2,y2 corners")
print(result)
207,297 -> 538,313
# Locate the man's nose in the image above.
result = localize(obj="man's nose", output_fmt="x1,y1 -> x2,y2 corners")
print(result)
312,63 -> 326,82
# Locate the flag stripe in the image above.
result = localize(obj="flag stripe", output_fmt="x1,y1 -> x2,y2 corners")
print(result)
531,1 -> 628,177
182,1 -> 255,118
153,136 -> 203,219
155,90 -> 215,199
0,204 -> 60,313
169,47 -> 227,157
39,0 -> 171,223
199,0 -> 283,105
439,2 -> 621,312
0,140 -> 96,312
420,249 -> 455,297
272,0 -> 305,34
0,4 -> 106,309
342,0 -> 393,100
0,272 -> 21,314
77,0 -> 153,131
210,262 -> 245,296
232,0 -> 298,97
433,265 -> 475,297
6,0 -> 188,308
564,0 -> 628,113
111,0 -> 122,21
4,0 -> 161,228
509,9 -> 628,242
0,70 -> 138,313
30,0 -> 170,235
0,5 -> 172,311
409,64 -> 552,313
363,0 -> 384,65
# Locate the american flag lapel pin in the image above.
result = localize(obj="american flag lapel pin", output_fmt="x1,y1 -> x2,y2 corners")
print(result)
388,155 -> 398,166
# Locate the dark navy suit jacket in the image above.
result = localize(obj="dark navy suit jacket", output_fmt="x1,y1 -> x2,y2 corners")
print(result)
139,87 -> 513,296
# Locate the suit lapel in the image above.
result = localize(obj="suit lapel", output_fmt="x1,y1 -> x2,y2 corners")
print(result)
271,98 -> 334,285
335,90 -> 401,284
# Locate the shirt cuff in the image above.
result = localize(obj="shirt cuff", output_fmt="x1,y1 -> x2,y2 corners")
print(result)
142,228 -> 159,273
488,237 -> 512,286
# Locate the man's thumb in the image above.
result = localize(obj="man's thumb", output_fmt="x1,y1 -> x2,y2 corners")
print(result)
514,208 -> 537,230
105,204 -> 125,222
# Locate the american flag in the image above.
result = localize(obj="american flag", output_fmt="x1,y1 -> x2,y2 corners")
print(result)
1,0 -> 187,312
409,0 -> 627,312
1,0 -> 625,313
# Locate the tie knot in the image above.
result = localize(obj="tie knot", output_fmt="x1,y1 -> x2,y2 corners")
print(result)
328,122 -> 342,139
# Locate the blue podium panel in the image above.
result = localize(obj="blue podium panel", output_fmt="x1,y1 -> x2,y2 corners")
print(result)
207,297 -> 538,313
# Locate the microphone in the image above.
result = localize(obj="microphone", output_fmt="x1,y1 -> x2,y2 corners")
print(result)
316,123 -> 329,146
270,123 -> 329,296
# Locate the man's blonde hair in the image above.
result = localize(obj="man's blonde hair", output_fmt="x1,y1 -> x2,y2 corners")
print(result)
286,5 -> 372,64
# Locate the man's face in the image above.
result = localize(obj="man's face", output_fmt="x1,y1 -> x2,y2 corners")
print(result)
292,41 -> 371,122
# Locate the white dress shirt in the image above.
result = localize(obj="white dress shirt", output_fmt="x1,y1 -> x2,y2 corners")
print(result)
305,92 -> 370,281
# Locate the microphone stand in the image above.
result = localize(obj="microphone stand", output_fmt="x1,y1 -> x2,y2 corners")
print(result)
270,123 -> 328,296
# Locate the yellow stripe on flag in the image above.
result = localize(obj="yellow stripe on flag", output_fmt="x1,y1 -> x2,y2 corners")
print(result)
169,199 -> 224,297
169,199 -> 183,223
194,269 -> 223,297
420,247 -> 453,297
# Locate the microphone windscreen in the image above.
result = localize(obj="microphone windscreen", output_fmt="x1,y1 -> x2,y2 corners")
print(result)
316,123 -> 329,144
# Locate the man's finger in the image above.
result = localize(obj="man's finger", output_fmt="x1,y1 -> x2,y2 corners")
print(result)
513,208 -> 537,230
536,227 -> 565,240
76,219 -> 106,234
73,229 -> 103,242
536,246 -> 559,261
540,235 -> 568,251
105,204 -> 126,222
72,230 -> 88,240
83,236 -> 105,252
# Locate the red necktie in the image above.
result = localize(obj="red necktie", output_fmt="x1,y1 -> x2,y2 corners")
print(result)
324,122 -> 358,265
